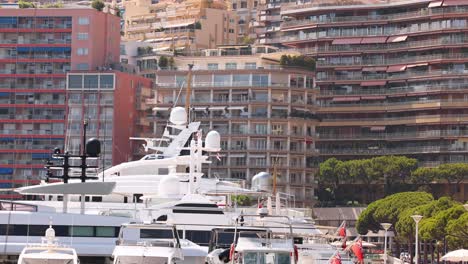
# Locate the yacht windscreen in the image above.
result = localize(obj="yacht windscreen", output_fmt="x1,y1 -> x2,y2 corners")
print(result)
140,229 -> 174,239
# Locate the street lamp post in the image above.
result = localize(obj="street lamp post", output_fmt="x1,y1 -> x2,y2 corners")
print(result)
381,223 -> 392,264
411,215 -> 423,264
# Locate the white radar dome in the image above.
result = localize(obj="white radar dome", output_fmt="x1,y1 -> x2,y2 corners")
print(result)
205,130 -> 221,150
169,107 -> 187,125
158,174 -> 181,198
251,172 -> 273,192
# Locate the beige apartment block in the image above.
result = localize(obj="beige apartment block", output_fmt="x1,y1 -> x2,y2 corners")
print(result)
123,0 -> 239,50
131,45 -> 319,207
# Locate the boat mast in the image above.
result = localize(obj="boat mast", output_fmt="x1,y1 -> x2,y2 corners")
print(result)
184,64 -> 194,123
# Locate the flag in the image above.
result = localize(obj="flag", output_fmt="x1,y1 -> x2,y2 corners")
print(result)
351,238 -> 364,263
341,236 -> 347,250
337,221 -> 347,238
330,252 -> 342,264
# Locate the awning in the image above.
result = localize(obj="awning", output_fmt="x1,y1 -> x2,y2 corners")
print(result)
361,81 -> 387,86
161,20 -> 195,29
249,154 -> 266,158
428,0 -> 443,7
229,154 -> 246,158
332,38 -> 362,45
360,37 -> 388,44
272,106 -> 288,110
362,66 -> 387,72
387,35 -> 408,43
361,95 -> 386,100
387,65 -> 407,72
443,0 -> 468,6
407,63 -> 428,68
228,106 -> 246,110
193,107 -> 208,111
370,126 -> 386,132
332,97 -> 360,102
293,107 -> 310,112
209,106 -> 227,111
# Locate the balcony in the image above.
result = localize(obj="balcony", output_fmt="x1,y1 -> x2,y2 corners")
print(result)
282,21 -> 468,43
316,53 -> 468,68
318,114 -> 468,127
318,130 -> 468,141
318,98 -> 468,112
319,145 -> 468,155
318,82 -> 468,97
281,6 -> 468,26
0,130 -> 64,135
317,70 -> 467,82
299,38 -> 468,55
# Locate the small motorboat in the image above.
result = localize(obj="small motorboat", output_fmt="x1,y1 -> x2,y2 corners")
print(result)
17,224 -> 78,264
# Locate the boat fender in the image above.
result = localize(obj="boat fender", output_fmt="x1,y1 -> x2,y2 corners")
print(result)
229,243 -> 235,261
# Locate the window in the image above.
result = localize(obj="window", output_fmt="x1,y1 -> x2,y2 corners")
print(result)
233,74 -> 249,86
84,75 -> 98,88
208,63 -> 218,70
244,63 -> 256,69
232,3 -> 237,9
228,28 -> 234,33
78,17 -> 89,25
77,48 -> 88,55
252,74 -> 268,86
77,32 -> 88,40
70,226 -> 94,237
100,74 -> 114,89
240,1 -> 247,8
68,75 -> 83,89
225,63 -> 237,69
76,63 -> 89,70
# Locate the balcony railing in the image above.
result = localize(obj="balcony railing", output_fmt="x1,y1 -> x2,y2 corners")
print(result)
282,21 -> 468,43
317,53 -> 468,67
319,83 -> 468,96
319,145 -> 468,155
0,129 -> 63,135
320,114 -> 468,123
319,98 -> 468,108
317,70 -> 467,82
300,38 -> 468,55
281,6 -> 468,26
319,130 -> 468,140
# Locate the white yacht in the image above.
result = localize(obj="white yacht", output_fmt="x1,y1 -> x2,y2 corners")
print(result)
113,223 -> 206,264
0,107 -> 256,261
17,224 -> 79,264
1,107 -> 324,261
208,214 -> 298,264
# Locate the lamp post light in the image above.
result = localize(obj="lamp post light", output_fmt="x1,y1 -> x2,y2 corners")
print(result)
411,215 -> 423,264
381,223 -> 392,264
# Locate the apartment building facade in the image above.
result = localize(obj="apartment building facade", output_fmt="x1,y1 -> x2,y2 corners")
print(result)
0,9 -> 120,196
138,48 -> 318,206
66,71 -> 153,169
123,0 -> 239,50
280,0 -> 468,167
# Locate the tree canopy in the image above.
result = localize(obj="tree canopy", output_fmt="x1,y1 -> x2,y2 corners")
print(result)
318,156 -> 468,204
357,192 -> 467,252
91,0 -> 105,11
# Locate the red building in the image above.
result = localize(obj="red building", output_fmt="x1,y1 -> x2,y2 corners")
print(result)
66,71 -> 153,168
0,9 -> 120,196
